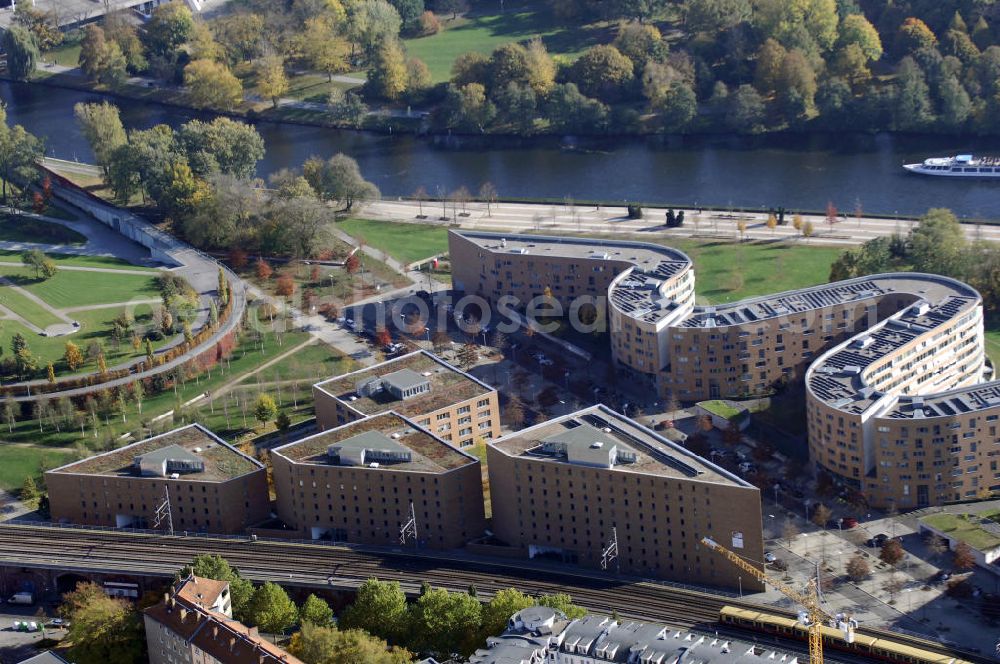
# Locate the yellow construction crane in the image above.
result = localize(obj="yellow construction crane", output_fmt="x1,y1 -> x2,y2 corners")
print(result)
701,537 -> 854,664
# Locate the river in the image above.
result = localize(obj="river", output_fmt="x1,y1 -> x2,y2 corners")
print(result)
5,79 -> 1000,219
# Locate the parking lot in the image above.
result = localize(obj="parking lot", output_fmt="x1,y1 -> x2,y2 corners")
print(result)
0,608 -> 68,664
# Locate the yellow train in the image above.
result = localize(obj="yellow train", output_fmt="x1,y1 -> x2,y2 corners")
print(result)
719,606 -> 975,664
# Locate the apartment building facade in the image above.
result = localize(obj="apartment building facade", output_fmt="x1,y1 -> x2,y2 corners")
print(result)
313,350 -> 500,449
145,576 -> 301,664
271,412 -> 486,547
45,424 -> 269,534
487,405 -> 764,591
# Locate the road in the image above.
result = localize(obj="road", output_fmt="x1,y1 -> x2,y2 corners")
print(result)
363,199 -> 1000,247
0,523 -> 985,664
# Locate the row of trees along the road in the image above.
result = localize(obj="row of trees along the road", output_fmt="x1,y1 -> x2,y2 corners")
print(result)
74,101 -> 379,258
55,553 -> 589,664
12,0 -> 1000,134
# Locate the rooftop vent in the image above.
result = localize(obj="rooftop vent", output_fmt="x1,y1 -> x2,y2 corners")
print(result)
590,441 -> 604,449
842,365 -> 861,375
852,336 -> 874,349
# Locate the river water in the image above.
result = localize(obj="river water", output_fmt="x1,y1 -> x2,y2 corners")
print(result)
6,79 -> 1000,218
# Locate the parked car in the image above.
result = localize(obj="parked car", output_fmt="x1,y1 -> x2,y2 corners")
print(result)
867,533 -> 890,547
738,461 -> 755,474
764,552 -> 777,563
841,516 -> 859,529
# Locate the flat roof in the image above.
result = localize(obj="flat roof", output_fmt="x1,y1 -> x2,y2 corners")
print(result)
272,412 -> 478,473
315,350 -> 494,418
48,424 -> 262,482
491,405 -> 750,485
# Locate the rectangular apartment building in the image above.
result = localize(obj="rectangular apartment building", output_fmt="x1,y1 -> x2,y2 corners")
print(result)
313,349 -> 500,449
45,424 -> 269,534
271,412 -> 486,547
487,405 -> 765,591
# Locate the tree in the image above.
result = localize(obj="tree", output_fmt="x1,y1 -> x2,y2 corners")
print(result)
19,475 -> 40,509
13,4 -> 61,50
178,117 -> 265,179
457,342 -> 478,369
845,554 -> 870,582
409,586 -> 482,657
657,81 -> 697,130
64,341 -> 84,371
684,0 -> 752,33
910,208 -> 966,276
348,0 -> 403,56
160,160 -> 212,220
725,84 -> 765,132
895,18 -> 937,56
838,14 -> 882,61
893,56 -> 933,130
953,540 -> 976,570
298,594 -> 334,626
451,51 -> 489,87
247,581 -> 298,634
406,56 -> 433,99
213,12 -> 265,64
0,117 -> 43,204
443,83 -> 497,132
339,578 -> 409,643
754,0 -> 838,54
481,588 -> 536,637
40,258 -> 59,279
275,274 -> 296,298
302,18 -> 350,81
303,153 -> 380,211
368,39 -> 408,101
525,38 -> 556,94
778,49 -> 817,117
570,45 -> 634,101
74,102 -> 127,182
782,519 -> 800,545
181,554 -> 254,621
22,249 -> 48,279
802,219 -> 815,239
62,583 -> 144,664
328,90 -> 369,128
537,593 -> 586,619
754,38 -> 787,93
78,25 -> 127,87
188,19 -> 222,62
184,60 -> 243,111
811,503 -> 831,527
832,43 -> 871,87
288,623 -> 412,664
253,394 -> 278,427
257,55 -> 289,109
880,539 -> 905,566
614,22 -> 666,72
2,26 -> 39,81
142,0 -> 194,57
545,83 -> 609,133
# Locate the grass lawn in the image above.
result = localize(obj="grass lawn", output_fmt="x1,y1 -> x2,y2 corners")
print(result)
403,3 -> 608,82
0,445 -> 75,490
282,73 -> 364,103
252,340 -> 356,383
339,218 -> 449,265
0,251 -> 157,271
0,215 -> 86,246
0,266 -> 160,309
0,286 -> 63,329
42,42 -> 82,68
920,512 -> 1000,551
698,399 -> 745,421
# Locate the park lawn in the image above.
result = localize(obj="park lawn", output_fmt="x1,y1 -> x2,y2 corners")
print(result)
0,215 -> 86,246
403,5 -> 605,82
0,250 -> 157,271
339,218 -> 449,265
42,42 -> 82,68
661,238 -> 843,304
283,72 -> 364,103
0,445 -> 75,490
6,268 -> 160,309
0,286 -> 63,329
252,340 -> 355,383
986,329 -> 1000,369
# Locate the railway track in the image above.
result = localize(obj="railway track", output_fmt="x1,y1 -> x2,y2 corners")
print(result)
0,524 -> 987,664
